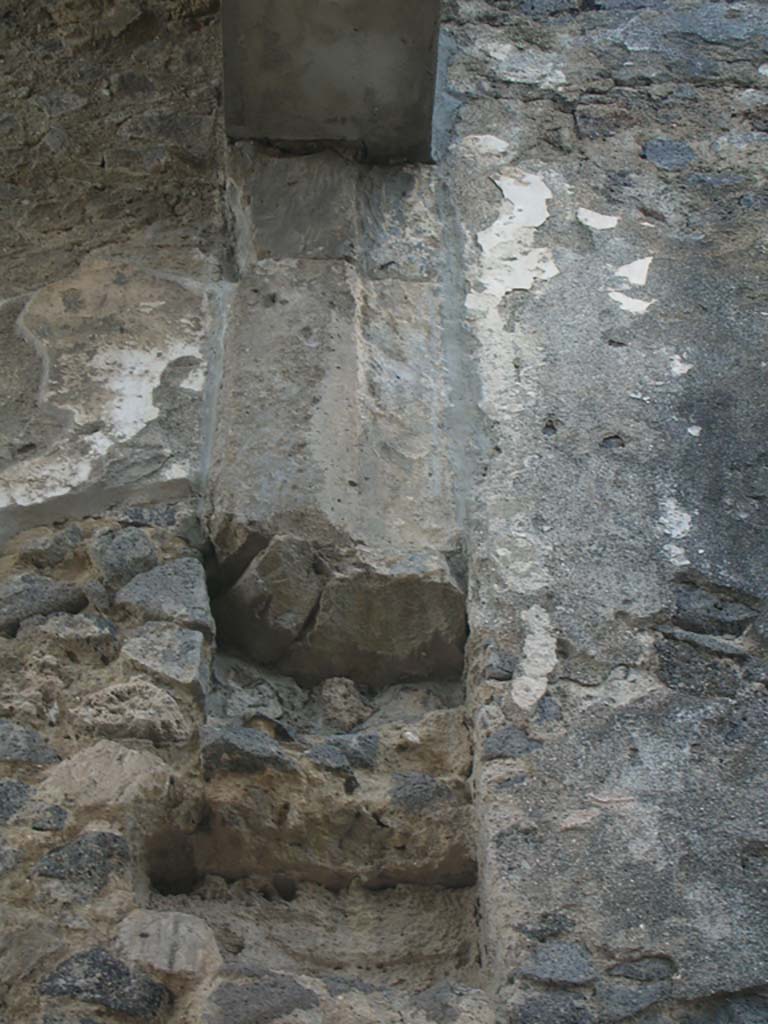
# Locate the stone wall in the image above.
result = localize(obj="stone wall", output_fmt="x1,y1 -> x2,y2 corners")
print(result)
1,1 -> 768,1023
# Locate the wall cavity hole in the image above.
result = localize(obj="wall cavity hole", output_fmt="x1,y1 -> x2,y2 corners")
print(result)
145,828 -> 201,895
273,875 -> 298,902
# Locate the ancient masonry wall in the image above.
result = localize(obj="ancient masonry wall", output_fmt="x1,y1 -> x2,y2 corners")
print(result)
1,2 -> 768,1024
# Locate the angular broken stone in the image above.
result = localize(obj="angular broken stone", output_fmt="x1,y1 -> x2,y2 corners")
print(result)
0,574 -> 87,636
35,831 -> 130,898
71,678 -> 192,745
115,557 -> 214,635
200,725 -> 297,776
120,621 -> 209,697
39,947 -> 171,1019
521,941 -> 597,986
642,138 -> 695,171
280,549 -> 467,687
0,719 -> 59,765
213,534 -> 323,662
88,526 -> 159,589
673,584 -> 756,637
116,910 -> 222,980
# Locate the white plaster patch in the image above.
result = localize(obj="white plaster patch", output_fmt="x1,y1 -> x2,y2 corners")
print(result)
0,261 -> 213,511
615,257 -> 653,286
463,134 -> 509,156
670,354 -> 692,376
759,64 -> 768,77
577,207 -> 619,230
660,497 -> 692,539
508,604 -> 558,711
608,291 -> 654,315
687,425 -> 702,437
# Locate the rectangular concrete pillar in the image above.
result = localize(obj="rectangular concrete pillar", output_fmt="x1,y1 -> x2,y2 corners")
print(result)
221,0 -> 442,163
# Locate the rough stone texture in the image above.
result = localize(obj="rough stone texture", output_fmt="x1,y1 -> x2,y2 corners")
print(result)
0,720 -> 58,765
316,678 -> 372,732
35,831 -> 130,899
71,678 -> 192,744
0,778 -> 31,823
116,910 -> 222,983
0,575 -> 87,636
88,527 -> 159,589
120,621 -> 209,697
205,970 -> 319,1024
39,947 -> 171,1019
115,557 -> 215,635
1,1 -> 767,1022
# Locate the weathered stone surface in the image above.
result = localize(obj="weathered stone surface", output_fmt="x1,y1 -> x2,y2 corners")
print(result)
642,138 -> 696,171
35,831 -> 130,898
0,838 -> 19,875
0,575 -> 86,636
672,584 -> 756,637
280,551 -> 467,686
17,613 -> 119,660
391,772 -> 453,811
0,261 -> 220,540
116,910 -> 222,981
88,527 -> 158,589
520,942 -> 597,986
120,621 -> 209,697
0,778 -> 31,823
482,725 -> 540,762
115,558 -> 214,635
72,678 -> 192,745
517,992 -> 594,1024
37,741 -> 178,820
213,535 -> 323,662
18,526 -> 83,569
205,971 -> 319,1024
30,804 -> 68,832
200,725 -> 297,776
40,947 -> 171,1019
316,678 -> 372,732
0,720 -> 58,765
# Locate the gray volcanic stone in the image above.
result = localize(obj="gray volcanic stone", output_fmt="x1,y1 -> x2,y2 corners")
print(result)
608,956 -> 675,981
39,947 -> 171,1019
642,138 -> 696,171
200,725 -> 296,776
518,992 -> 594,1024
673,585 -> 756,637
88,527 -> 158,589
483,725 -> 541,762
326,733 -> 378,769
35,832 -> 130,897
18,525 -> 83,568
115,557 -> 214,635
307,744 -> 351,772
0,574 -> 87,636
121,621 -> 209,696
0,778 -> 31,823
520,941 -> 597,986
391,772 -> 453,811
31,804 -> 68,832
656,639 -> 744,698
595,980 -> 670,1021
206,972 -> 319,1024
0,720 -> 58,765
0,838 -> 19,874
